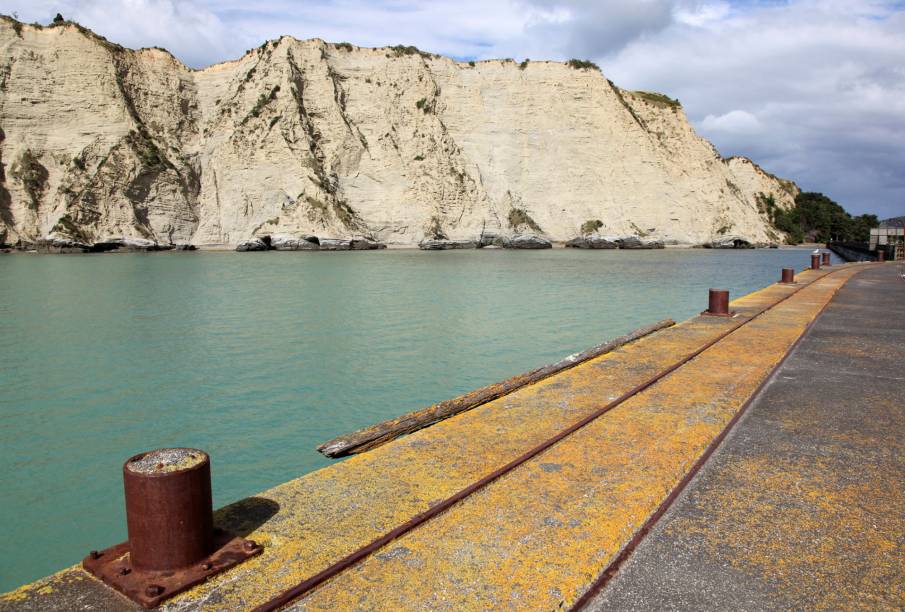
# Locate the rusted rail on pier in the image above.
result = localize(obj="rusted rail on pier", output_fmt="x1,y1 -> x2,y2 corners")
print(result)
567,275 -> 846,610
255,265 -> 850,612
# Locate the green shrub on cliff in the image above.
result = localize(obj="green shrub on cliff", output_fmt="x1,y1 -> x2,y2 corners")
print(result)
758,193 -> 804,243
508,207 -> 542,233
127,129 -> 166,169
415,97 -> 433,114
244,85 -> 280,123
580,219 -> 603,235
759,191 -> 877,243
566,59 -> 600,71
389,45 -> 432,59
632,91 -> 680,109
10,149 -> 48,209
791,192 -> 877,242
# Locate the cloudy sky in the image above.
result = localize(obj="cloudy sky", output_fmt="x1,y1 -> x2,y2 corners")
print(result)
6,0 -> 904,218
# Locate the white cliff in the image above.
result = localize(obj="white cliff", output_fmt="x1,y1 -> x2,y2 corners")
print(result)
0,18 -> 797,248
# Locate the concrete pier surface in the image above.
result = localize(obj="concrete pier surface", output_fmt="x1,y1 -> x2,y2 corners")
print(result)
588,263 -> 905,610
2,262 -> 902,610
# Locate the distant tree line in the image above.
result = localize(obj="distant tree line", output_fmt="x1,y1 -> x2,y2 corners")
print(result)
760,191 -> 877,244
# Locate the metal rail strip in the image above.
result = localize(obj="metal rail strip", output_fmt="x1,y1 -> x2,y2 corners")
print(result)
568,265 -> 862,609
254,265 -> 859,612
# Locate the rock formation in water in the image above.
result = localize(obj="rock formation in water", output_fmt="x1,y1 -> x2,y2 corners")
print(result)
0,17 -> 799,249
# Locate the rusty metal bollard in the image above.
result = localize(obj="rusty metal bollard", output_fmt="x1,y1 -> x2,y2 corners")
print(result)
878,250 -> 886,262
703,288 -> 731,316
781,268 -> 795,284
821,252 -> 831,266
82,448 -> 262,608
811,254 -> 820,270
123,449 -> 214,572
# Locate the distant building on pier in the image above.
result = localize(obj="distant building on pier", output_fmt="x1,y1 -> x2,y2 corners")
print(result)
870,217 -> 905,260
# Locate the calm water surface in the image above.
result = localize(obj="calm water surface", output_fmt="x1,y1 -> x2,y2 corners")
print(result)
0,248 -> 830,590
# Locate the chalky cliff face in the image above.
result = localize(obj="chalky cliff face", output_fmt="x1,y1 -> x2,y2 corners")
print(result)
0,18 -> 798,248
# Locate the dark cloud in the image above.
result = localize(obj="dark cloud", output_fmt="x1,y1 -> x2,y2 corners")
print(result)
516,0 -> 676,58
603,1 -> 905,217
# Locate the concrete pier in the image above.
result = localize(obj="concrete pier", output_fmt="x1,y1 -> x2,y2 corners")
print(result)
2,262 -> 902,611
588,263 -> 905,610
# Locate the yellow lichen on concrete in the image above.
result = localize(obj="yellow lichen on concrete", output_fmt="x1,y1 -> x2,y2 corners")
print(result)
283,268 -> 865,609
0,568 -> 83,603
156,303 -> 766,609
0,265 -> 870,611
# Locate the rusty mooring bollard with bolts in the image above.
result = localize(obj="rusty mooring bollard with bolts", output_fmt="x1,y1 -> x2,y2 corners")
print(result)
811,254 -> 821,270
781,268 -> 795,284
124,449 -> 214,572
878,250 -> 886,262
82,448 -> 263,608
703,288 -> 732,316
822,252 -> 831,266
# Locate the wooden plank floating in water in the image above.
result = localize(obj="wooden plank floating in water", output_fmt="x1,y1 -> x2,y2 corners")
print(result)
316,319 -> 676,458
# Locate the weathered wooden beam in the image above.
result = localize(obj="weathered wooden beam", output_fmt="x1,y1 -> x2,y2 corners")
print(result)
316,319 -> 675,458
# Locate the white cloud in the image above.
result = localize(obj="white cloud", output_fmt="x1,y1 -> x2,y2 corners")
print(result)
4,0 -> 234,67
673,1 -> 730,27
701,110 -> 762,135
4,0 -> 903,217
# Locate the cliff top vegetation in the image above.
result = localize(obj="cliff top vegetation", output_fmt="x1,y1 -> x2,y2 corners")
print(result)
631,91 -> 681,109
566,59 -> 600,71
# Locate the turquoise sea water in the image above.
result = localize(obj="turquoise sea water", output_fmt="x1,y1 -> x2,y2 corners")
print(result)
0,247 -> 834,591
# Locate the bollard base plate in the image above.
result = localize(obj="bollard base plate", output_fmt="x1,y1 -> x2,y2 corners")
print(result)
700,310 -> 736,317
82,529 -> 262,608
